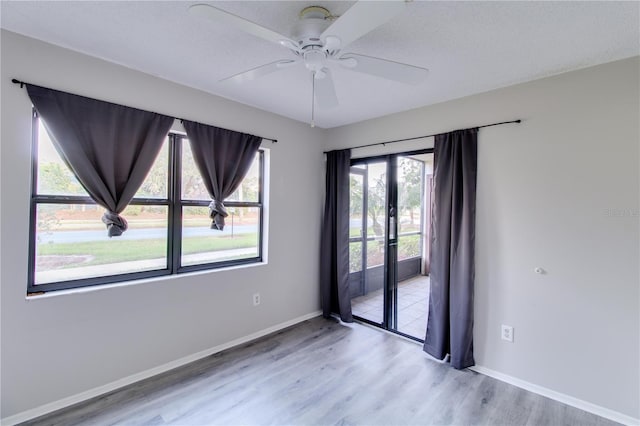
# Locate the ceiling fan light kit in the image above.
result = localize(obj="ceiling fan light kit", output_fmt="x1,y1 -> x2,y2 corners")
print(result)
189,1 -> 429,126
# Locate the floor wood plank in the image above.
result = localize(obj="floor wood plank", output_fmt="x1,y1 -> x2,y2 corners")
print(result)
21,317 -> 618,426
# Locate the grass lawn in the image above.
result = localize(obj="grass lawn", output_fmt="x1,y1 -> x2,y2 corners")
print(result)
37,233 -> 258,267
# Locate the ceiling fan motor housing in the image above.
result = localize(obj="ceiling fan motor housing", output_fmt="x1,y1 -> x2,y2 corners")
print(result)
291,12 -> 331,50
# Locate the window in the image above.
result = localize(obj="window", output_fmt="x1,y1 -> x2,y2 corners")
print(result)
29,112 -> 265,293
178,137 -> 263,269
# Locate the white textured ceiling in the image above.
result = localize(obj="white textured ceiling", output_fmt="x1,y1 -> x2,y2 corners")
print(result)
1,1 -> 638,128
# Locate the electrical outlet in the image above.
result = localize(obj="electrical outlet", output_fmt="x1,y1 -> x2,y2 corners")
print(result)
253,293 -> 261,306
501,325 -> 514,342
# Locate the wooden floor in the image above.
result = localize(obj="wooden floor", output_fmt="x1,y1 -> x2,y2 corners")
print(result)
23,317 -> 617,426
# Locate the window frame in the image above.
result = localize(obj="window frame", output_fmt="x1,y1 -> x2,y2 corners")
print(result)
27,111 -> 265,294
172,133 -> 264,274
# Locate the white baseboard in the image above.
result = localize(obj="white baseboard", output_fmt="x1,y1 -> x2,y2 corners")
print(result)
470,365 -> 639,426
1,310 -> 322,426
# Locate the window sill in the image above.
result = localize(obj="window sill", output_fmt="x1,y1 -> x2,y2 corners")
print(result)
25,260 -> 268,301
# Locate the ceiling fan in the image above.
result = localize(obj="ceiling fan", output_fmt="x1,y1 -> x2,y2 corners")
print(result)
189,1 -> 429,126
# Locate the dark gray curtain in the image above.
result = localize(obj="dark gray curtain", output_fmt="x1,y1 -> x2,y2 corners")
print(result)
26,84 -> 173,237
320,149 -> 353,322
182,120 -> 262,230
423,128 -> 478,369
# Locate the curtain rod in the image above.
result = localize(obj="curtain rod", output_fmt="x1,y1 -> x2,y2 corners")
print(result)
11,78 -> 278,143
324,119 -> 521,154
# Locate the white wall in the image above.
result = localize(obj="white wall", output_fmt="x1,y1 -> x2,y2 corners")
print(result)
0,30 -> 324,418
326,57 -> 640,419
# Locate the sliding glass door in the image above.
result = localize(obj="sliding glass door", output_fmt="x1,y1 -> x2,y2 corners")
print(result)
395,154 -> 433,339
349,151 -> 433,340
349,161 -> 387,325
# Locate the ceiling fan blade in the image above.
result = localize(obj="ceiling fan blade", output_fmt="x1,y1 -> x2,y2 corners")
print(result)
221,60 -> 299,83
339,53 -> 428,85
320,0 -> 407,50
314,68 -> 339,108
189,4 -> 300,52
323,35 -> 341,53
335,56 -> 358,68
